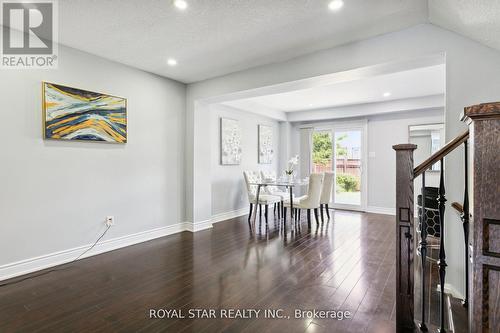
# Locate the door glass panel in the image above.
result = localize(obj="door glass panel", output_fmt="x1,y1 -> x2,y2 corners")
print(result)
312,131 -> 333,174
334,130 -> 361,206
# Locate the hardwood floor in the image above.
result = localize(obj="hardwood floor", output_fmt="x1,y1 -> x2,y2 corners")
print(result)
0,210 -> 398,333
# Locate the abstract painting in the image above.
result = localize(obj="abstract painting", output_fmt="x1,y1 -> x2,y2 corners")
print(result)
258,124 -> 273,164
43,82 -> 127,143
220,118 -> 242,165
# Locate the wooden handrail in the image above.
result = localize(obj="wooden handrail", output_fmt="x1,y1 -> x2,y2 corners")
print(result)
413,130 -> 469,177
451,202 -> 464,214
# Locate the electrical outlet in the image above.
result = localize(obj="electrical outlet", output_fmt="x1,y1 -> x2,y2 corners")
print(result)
105,216 -> 115,227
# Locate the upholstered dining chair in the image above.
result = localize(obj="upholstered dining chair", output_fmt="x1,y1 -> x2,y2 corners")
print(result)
243,171 -> 281,225
260,170 -> 290,218
283,173 -> 324,228
319,172 -> 335,222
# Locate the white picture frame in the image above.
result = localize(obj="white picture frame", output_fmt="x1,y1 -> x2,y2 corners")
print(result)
220,118 -> 242,165
258,124 -> 273,164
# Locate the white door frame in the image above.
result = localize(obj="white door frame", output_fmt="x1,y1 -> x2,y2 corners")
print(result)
307,119 -> 368,212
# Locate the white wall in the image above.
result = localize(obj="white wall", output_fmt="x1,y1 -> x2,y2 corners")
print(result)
366,109 -> 443,210
210,104 -> 280,217
186,23 -> 500,297
278,122 -> 293,172
0,45 -> 186,274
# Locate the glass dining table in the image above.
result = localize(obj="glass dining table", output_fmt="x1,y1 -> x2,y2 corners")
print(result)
248,178 -> 309,228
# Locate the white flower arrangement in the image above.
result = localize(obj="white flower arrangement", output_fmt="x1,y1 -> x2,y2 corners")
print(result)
285,155 -> 299,175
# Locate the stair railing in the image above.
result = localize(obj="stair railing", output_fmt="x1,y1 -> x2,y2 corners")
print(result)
394,102 -> 500,332
394,130 -> 469,332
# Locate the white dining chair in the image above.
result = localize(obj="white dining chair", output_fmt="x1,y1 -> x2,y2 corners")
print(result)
260,170 -> 290,218
283,173 -> 324,228
319,172 -> 335,222
243,171 -> 281,225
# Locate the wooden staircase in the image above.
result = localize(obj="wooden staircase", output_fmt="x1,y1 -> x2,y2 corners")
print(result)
413,237 -> 468,333
393,102 -> 500,332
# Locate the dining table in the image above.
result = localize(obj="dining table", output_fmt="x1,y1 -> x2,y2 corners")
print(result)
248,178 -> 309,229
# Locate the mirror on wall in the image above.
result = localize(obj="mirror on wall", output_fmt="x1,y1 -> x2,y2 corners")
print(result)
409,123 -> 444,171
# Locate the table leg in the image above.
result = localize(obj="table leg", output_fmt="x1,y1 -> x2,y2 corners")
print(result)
289,186 -> 294,228
253,185 -> 261,228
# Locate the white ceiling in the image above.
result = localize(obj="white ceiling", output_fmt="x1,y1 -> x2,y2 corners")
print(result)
45,1 -> 500,83
429,0 -> 500,51
223,64 -> 445,113
57,0 -> 428,83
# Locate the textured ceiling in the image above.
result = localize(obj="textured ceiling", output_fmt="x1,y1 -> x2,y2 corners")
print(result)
223,64 -> 445,112
58,0 -> 427,83
429,0 -> 500,51
53,1 -> 500,83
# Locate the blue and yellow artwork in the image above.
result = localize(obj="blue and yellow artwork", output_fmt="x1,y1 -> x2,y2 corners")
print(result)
43,82 -> 127,143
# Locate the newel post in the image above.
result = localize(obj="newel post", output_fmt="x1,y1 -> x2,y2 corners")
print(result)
461,103 -> 500,333
393,144 -> 417,331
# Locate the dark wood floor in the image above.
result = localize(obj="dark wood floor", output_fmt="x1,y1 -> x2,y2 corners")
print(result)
0,210 -> 399,332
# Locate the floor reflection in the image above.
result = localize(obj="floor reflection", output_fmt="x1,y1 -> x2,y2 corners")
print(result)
187,209 -> 396,332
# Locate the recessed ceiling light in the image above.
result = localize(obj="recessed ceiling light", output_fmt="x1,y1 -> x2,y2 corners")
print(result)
383,92 -> 391,97
328,0 -> 344,11
167,58 -> 177,66
173,0 -> 188,10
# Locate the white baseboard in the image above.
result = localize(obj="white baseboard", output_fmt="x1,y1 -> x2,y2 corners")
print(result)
184,219 -> 213,232
211,207 -> 248,224
365,206 -> 396,215
1,209 -> 252,282
184,208 -> 249,232
0,223 -> 186,282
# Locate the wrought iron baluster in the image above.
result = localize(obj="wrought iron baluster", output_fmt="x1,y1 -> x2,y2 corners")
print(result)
419,172 -> 428,331
461,141 -> 470,307
437,158 -> 447,333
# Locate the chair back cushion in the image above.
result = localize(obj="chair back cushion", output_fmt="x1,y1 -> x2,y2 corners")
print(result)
260,170 -> 276,182
320,172 -> 335,204
243,171 -> 261,200
260,170 -> 278,194
301,173 -> 324,208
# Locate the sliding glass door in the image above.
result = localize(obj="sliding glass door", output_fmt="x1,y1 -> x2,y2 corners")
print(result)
312,122 -> 367,211
334,130 -> 362,207
312,130 -> 333,174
